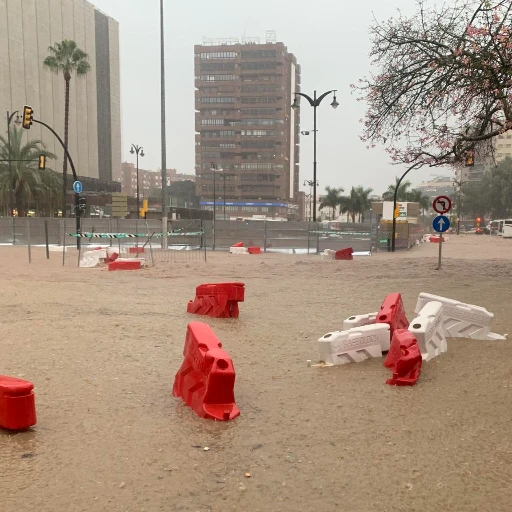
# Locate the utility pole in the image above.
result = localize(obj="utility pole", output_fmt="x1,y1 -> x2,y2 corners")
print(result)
160,0 -> 168,247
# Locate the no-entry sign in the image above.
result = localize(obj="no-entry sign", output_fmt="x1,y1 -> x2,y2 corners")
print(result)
432,195 -> 452,215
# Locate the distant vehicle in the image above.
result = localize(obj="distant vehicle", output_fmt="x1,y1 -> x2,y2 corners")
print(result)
491,219 -> 512,236
475,227 -> 484,235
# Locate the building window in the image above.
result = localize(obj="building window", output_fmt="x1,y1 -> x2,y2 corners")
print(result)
241,118 -> 282,126
200,51 -> 237,59
241,96 -> 276,104
241,50 -> 277,59
241,62 -> 277,71
201,130 -> 236,138
200,74 -> 236,82
241,74 -> 276,82
241,130 -> 276,137
201,119 -> 226,125
241,108 -> 276,115
201,97 -> 236,104
241,140 -> 276,148
241,84 -> 277,93
200,62 -> 236,72
241,163 -> 275,170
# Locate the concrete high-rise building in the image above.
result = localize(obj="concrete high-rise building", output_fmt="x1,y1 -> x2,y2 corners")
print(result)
0,0 -> 121,185
194,36 -> 301,219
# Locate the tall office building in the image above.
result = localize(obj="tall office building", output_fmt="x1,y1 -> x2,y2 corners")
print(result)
194,35 -> 301,219
0,0 -> 121,186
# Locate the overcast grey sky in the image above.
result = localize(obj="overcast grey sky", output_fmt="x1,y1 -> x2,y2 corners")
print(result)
92,0 -> 445,195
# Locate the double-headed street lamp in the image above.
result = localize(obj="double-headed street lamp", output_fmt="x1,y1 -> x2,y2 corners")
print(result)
292,90 -> 338,222
130,144 -> 144,217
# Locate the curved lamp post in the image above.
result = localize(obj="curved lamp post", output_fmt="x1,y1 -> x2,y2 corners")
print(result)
130,144 -> 145,217
292,90 -> 338,222
6,110 -> 21,215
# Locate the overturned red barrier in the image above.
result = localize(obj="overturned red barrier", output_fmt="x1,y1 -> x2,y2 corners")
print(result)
108,260 -> 141,271
376,293 -> 409,338
335,247 -> 353,260
105,252 -> 119,263
248,247 -> 261,255
173,322 -> 240,420
129,247 -> 145,254
384,329 -> 422,386
0,376 -> 37,430
187,282 -> 245,318
232,242 -> 244,248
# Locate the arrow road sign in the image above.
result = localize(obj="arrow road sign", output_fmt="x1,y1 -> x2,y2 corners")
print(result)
433,215 -> 450,233
432,195 -> 452,215
73,181 -> 83,194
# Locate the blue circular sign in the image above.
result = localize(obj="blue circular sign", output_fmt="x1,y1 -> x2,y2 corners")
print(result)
73,181 -> 83,193
433,215 -> 450,233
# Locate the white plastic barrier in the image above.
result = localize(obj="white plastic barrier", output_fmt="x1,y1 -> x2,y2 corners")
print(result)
229,247 -> 249,255
116,257 -> 146,266
321,249 -> 336,261
408,301 -> 447,361
415,293 -> 507,341
342,312 -> 378,330
315,324 -> 390,365
79,250 -> 103,268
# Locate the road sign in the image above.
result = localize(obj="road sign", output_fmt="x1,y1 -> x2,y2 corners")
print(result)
433,215 -> 450,233
111,192 -> 128,218
432,195 -> 452,215
73,181 -> 83,194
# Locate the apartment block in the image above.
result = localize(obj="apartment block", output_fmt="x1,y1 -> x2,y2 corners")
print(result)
194,37 -> 301,219
0,0 -> 121,185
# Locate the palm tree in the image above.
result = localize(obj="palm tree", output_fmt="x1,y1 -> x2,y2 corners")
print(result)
319,186 -> 344,220
407,188 -> 431,215
339,187 -> 360,223
44,40 -> 90,217
354,185 -> 373,222
382,177 -> 412,201
0,127 -> 58,216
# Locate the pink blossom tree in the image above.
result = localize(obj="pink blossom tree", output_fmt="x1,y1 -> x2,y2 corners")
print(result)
355,0 -> 512,168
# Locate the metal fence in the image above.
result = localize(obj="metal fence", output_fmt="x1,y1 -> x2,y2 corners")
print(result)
0,217 -> 412,263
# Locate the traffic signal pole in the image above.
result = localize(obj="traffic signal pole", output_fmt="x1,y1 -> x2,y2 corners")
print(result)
33,118 -> 82,250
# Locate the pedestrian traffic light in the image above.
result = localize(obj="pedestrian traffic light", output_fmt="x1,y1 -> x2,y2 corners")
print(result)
22,105 -> 33,130
465,150 -> 474,167
38,154 -> 46,170
77,196 -> 87,216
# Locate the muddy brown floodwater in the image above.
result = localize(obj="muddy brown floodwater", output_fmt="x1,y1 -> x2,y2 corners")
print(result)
1,235 -> 512,512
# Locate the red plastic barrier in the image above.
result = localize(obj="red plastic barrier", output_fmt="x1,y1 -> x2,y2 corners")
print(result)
105,252 -> 119,263
376,293 -> 409,337
173,322 -> 240,420
187,282 -> 245,318
232,242 -> 244,248
248,247 -> 261,255
429,236 -> 446,243
129,247 -> 145,254
335,247 -> 353,260
0,376 -> 37,430
384,329 -> 422,386
108,260 -> 141,271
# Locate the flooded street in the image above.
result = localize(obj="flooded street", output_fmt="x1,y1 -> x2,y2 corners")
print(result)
1,236 -> 512,511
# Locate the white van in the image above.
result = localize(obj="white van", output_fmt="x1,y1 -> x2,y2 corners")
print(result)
502,219 -> 512,238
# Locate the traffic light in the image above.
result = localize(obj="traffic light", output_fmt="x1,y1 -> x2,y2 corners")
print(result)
139,199 -> 148,218
465,150 -> 474,167
476,217 -> 481,223
22,105 -> 33,130
77,196 -> 87,216
38,154 -> 46,170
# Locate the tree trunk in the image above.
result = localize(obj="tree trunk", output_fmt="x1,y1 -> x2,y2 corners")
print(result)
62,74 -> 71,218
15,190 -> 24,218
351,212 -> 356,223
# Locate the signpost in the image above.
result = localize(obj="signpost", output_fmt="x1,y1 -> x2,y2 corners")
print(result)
73,180 -> 83,194
432,195 -> 452,215
111,192 -> 128,218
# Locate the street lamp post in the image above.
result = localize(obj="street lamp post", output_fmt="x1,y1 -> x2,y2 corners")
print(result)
303,179 -> 319,222
6,110 -> 21,216
130,144 -> 145,217
292,90 -> 338,222
211,162 -> 217,250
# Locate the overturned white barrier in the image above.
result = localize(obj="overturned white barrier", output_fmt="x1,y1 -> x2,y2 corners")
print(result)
342,312 -> 378,330
79,250 -> 104,268
229,246 -> 249,255
321,249 -> 336,261
408,301 -> 447,361
415,293 -> 507,341
315,324 -> 390,365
